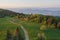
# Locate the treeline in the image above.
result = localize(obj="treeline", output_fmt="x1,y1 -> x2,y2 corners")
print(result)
0,9 -> 60,29
0,9 -> 19,17
17,14 -> 60,29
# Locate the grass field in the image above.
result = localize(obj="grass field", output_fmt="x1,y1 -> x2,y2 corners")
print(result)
0,17 -> 24,40
19,20 -> 60,40
0,17 -> 60,40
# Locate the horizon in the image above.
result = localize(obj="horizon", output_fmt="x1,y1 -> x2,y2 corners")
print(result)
0,0 -> 60,8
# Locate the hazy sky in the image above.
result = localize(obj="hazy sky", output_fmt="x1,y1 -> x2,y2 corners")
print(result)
0,0 -> 60,8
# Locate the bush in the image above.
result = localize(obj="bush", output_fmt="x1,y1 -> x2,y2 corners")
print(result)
40,25 -> 46,30
37,32 -> 46,40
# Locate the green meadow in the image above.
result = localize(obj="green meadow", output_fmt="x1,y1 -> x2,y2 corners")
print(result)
20,21 -> 60,40
0,17 -> 24,40
0,17 -> 60,40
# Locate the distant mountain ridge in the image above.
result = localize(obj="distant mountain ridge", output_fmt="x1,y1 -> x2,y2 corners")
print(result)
6,8 -> 60,16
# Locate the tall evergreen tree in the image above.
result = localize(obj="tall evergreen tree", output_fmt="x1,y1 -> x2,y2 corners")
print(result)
13,27 -> 22,40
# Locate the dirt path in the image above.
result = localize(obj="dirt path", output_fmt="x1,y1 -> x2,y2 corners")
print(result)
7,19 -> 29,40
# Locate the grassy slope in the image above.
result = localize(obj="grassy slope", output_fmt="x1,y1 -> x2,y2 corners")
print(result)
0,17 -> 24,40
0,17 -> 60,40
20,21 -> 60,40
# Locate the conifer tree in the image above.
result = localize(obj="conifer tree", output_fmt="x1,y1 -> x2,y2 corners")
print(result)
13,27 -> 22,40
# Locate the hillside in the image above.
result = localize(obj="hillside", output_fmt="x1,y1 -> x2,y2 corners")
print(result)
0,9 -> 18,17
0,9 -> 60,29
0,9 -> 60,40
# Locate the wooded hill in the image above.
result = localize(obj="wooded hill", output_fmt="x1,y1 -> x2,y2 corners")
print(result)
0,9 -> 60,29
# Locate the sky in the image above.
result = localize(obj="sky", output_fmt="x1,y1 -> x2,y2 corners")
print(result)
0,0 -> 60,8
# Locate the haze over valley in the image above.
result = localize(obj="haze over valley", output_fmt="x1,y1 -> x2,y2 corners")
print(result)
6,8 -> 60,16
